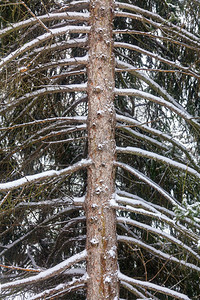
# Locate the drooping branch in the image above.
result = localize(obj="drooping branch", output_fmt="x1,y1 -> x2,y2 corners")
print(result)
0,116 -> 87,132
0,159 -> 91,192
118,272 -> 190,300
116,114 -> 199,171
117,146 -> 200,180
116,60 -> 195,112
0,12 -> 90,38
0,84 -> 87,113
0,26 -> 90,70
116,2 -> 200,46
115,42 -> 199,79
117,217 -> 200,262
1,250 -> 87,291
118,235 -> 200,273
113,195 -> 199,241
115,88 -> 200,129
21,55 -> 88,77
29,278 -> 87,300
120,280 -> 159,300
116,189 -> 200,231
115,161 -> 181,207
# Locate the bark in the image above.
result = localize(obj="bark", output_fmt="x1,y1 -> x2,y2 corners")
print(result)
86,0 -> 119,299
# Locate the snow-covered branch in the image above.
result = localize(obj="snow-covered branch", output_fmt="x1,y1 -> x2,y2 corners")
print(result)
116,189 -> 200,231
116,2 -> 200,46
117,146 -> 200,180
1,250 -> 87,290
0,159 -> 91,192
113,195 -> 198,242
120,281 -> 148,299
0,12 -> 90,38
117,125 -> 168,151
118,235 -> 200,273
115,161 -> 181,207
0,117 -> 86,131
20,37 -> 87,60
116,59 -> 194,112
115,88 -> 200,124
114,194 -> 199,239
116,114 -> 200,171
117,217 -> 200,261
0,84 -> 87,113
55,0 -> 89,13
0,26 -> 90,69
118,271 -> 190,300
115,42 -> 199,79
25,55 -> 88,75
30,277 -> 87,300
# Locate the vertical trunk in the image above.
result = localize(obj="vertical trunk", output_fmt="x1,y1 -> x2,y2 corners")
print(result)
86,0 -> 119,299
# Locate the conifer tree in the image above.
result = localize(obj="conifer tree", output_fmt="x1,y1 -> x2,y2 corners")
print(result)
0,0 -> 200,299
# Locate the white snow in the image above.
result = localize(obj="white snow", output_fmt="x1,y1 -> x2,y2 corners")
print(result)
108,246 -> 117,258
1,250 -> 87,290
115,161 -> 181,208
90,238 -> 99,245
104,276 -> 111,283
117,217 -> 200,261
117,146 -> 200,180
115,87 -> 195,122
118,271 -> 190,299
0,26 -> 90,69
0,159 -> 91,191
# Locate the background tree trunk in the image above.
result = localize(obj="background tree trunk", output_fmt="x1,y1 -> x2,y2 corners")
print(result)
86,0 -> 119,299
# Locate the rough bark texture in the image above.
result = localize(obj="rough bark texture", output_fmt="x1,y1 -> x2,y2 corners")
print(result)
86,0 -> 119,299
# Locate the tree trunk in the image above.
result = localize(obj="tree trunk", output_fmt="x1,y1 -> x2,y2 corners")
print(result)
86,0 -> 119,299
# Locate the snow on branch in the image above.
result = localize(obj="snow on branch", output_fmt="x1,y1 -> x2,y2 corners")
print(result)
21,37 -> 87,60
0,159 -> 91,192
0,84 -> 87,114
56,0 -> 89,13
26,55 -> 88,75
118,271 -> 190,300
111,199 -> 199,245
30,124 -> 86,145
117,217 -> 200,261
29,276 -> 87,300
0,117 -> 86,131
118,235 -> 200,273
1,250 -> 87,291
115,42 -> 199,79
116,2 -> 200,45
116,189 -> 200,231
117,146 -> 200,180
116,59 -> 200,132
115,87 -> 199,124
115,161 -> 181,207
116,114 -> 200,171
116,60 -> 192,112
117,125 -> 168,151
10,196 -> 85,210
120,281 -> 148,299
0,26 -> 90,69
113,196 -> 198,242
0,12 -> 90,38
